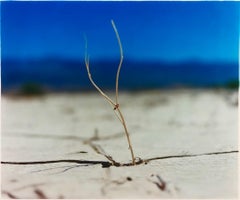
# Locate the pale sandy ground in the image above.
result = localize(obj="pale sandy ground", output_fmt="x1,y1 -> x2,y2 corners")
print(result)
1,89 -> 238,199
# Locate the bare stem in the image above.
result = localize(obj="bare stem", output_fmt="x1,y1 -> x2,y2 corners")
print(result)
84,38 -> 115,107
115,107 -> 136,165
85,57 -> 115,107
84,20 -> 136,165
111,20 -> 123,105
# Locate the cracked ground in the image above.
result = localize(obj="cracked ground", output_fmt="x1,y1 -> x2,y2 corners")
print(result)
1,89 -> 238,198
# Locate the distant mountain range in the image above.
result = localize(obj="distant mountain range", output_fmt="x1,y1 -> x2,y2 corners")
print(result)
2,58 -> 238,92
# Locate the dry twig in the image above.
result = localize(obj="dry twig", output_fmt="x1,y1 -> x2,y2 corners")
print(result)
84,20 -> 136,165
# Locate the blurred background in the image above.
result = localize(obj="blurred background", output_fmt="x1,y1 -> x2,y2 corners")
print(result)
1,1 -> 239,95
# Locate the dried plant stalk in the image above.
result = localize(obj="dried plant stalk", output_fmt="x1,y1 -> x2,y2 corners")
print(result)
111,20 -> 123,105
84,20 -> 136,165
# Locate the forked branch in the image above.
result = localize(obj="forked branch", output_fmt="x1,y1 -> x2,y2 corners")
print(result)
85,56 -> 115,107
84,20 -> 136,165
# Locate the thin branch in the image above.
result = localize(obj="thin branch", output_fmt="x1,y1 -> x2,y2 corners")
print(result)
84,20 -> 136,165
84,39 -> 115,107
111,20 -> 123,105
111,20 -> 136,165
115,107 -> 136,165
113,108 -> 123,123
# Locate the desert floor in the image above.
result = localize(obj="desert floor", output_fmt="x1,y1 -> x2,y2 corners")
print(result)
1,89 -> 238,198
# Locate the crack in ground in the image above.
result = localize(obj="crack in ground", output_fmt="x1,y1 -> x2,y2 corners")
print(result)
3,131 -> 124,142
31,164 -> 85,174
2,129 -> 238,170
144,150 -> 239,163
1,150 -> 238,168
1,159 -> 112,168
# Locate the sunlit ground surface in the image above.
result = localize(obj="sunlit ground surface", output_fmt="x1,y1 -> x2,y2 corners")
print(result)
1,89 -> 238,198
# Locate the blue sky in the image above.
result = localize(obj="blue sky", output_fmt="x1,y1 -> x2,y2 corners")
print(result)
1,1 -> 239,62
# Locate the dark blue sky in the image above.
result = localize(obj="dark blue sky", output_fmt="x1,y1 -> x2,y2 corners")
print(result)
2,1 -> 239,62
